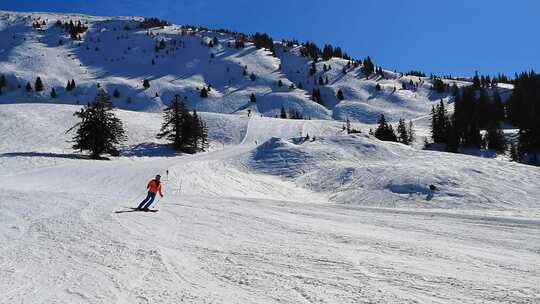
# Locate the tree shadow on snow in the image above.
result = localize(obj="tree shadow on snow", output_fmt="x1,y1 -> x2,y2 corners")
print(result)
0,152 -> 97,160
122,142 -> 178,157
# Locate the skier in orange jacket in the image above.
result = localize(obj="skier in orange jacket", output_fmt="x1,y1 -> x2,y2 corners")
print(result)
137,175 -> 164,211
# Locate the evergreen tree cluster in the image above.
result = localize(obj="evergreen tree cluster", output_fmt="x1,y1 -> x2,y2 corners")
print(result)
32,20 -> 46,30
492,73 -> 512,85
0,74 -> 4,95
321,44 -> 348,61
432,78 -> 447,93
430,87 -> 506,153
405,71 -> 426,77
157,96 -> 208,153
300,42 -> 320,61
56,20 -> 88,40
279,106 -> 303,119
67,89 -> 126,159
200,85 -> 212,98
374,114 -> 397,142
234,37 -> 246,49
66,79 -> 76,91
507,70 -> 540,161
472,71 -> 500,90
362,57 -> 375,76
252,32 -> 274,53
396,118 -> 415,145
138,17 -> 170,29
430,100 -> 449,144
376,67 -> 384,78
311,88 -> 323,105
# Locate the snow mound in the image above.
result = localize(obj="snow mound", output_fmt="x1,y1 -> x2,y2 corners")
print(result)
245,134 -> 540,210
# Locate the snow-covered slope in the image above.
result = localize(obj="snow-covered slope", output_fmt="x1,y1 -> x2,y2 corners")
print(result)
1,103 -> 539,303
245,135 -> 540,210
0,10 -> 506,125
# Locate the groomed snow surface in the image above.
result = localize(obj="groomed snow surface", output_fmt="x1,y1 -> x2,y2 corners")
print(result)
1,104 -> 539,304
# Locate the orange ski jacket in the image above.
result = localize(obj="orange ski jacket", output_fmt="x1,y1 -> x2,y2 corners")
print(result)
147,180 -> 163,196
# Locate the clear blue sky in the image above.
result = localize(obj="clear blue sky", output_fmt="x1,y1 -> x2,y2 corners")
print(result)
2,0 -> 538,77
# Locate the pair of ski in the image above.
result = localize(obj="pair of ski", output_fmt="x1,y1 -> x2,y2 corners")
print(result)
114,207 -> 159,214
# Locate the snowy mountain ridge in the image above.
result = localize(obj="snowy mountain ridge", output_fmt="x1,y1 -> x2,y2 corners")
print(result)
0,10 -> 492,124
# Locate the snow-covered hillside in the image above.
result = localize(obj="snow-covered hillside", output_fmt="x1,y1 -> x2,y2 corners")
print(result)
1,103 -> 539,303
0,10 -> 510,125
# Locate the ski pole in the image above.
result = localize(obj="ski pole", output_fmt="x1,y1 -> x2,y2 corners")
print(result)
152,196 -> 163,210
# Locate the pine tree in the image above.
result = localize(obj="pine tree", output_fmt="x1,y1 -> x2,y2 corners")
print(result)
26,82 -> 32,92
157,95 -> 207,153
0,74 -> 5,88
432,78 -> 445,93
311,88 -> 323,105
397,118 -> 409,145
277,79 -> 283,87
250,73 -> 256,81
50,87 -> 57,98
446,116 -> 460,152
472,71 -> 481,90
113,88 -> 120,98
337,89 -> 344,101
477,89 -> 491,128
451,83 -> 459,97
200,87 -> 208,98
375,83 -> 382,91
491,90 -> 505,123
66,80 -> 72,91
280,106 -> 287,119
250,93 -> 256,103
309,61 -> 317,76
507,71 -> 540,157
143,79 -> 150,89
322,44 -> 333,61
362,56 -> 375,76
35,77 -> 44,92
70,79 -> 76,90
67,89 -> 126,159
486,125 -> 506,152
431,100 -> 448,144
407,120 -> 415,144
509,143 -> 520,162
374,114 -> 397,142
157,95 -> 185,151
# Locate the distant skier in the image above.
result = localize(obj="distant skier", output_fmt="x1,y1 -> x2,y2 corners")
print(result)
136,175 -> 164,211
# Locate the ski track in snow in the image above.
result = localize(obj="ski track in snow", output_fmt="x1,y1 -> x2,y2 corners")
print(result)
1,109 -> 539,302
